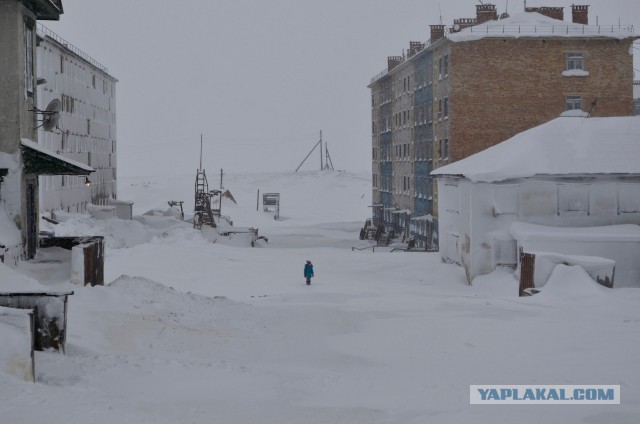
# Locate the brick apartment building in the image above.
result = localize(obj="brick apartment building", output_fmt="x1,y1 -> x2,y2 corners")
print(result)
368,3 -> 637,249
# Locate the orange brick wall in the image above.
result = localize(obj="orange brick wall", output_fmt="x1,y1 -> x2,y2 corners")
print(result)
449,37 -> 635,162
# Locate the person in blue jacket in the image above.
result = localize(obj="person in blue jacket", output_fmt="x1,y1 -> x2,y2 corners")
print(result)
304,260 -> 314,285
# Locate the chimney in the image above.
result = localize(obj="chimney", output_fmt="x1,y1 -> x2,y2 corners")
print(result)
525,6 -> 564,21
476,4 -> 497,24
430,25 -> 445,43
452,18 -> 477,32
408,41 -> 425,58
387,56 -> 403,72
572,4 -> 589,25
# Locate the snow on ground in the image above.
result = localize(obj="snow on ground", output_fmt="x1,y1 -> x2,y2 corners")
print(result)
2,170 -> 640,423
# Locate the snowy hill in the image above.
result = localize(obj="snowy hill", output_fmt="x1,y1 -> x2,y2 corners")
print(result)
1,170 -> 640,423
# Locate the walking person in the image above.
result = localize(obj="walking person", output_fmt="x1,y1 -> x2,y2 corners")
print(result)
304,260 -> 314,285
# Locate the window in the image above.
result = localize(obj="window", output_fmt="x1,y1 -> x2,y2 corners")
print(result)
566,52 -> 584,70
438,99 -> 442,120
444,183 -> 460,214
444,138 -> 449,159
618,184 -> 640,214
492,185 -> 518,215
444,54 -> 449,75
565,95 -> 583,111
444,97 -> 449,118
438,139 -> 443,158
23,20 -> 34,96
558,184 -> 589,215
438,57 -> 442,79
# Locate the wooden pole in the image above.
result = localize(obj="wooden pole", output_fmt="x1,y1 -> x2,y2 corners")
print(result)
320,130 -> 323,170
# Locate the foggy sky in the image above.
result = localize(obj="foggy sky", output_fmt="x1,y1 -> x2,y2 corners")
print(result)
45,0 -> 640,177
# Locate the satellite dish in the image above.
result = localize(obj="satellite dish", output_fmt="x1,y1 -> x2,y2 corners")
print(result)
42,99 -> 61,132
452,23 -> 461,32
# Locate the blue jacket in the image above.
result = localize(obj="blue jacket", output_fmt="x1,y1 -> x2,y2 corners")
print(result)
304,263 -> 314,278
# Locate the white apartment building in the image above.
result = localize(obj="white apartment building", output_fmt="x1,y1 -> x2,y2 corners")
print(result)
36,24 -> 117,213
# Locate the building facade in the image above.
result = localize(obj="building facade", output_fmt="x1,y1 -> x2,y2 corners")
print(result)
368,3 -> 637,249
36,24 -> 118,213
432,117 -> 640,287
0,0 -> 95,262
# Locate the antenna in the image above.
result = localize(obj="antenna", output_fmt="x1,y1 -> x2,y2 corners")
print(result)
438,4 -> 443,25
320,130 -> 323,170
32,98 -> 61,132
199,133 -> 203,171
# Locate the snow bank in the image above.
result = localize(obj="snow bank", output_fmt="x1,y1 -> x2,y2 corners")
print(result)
42,214 -> 195,249
530,264 -> 610,303
0,262 -> 46,292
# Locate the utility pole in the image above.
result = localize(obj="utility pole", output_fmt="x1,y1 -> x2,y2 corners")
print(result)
295,131 -> 323,172
320,130 -> 323,171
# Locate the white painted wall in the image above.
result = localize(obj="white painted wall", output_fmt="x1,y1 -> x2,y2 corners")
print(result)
35,28 -> 117,214
437,175 -> 640,286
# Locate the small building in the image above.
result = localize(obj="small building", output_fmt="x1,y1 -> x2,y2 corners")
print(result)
431,116 -> 640,287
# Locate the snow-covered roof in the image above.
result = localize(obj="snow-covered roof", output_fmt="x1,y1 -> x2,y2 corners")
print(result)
448,12 -> 637,42
510,222 -> 640,242
431,117 -> 640,182
20,138 -> 94,174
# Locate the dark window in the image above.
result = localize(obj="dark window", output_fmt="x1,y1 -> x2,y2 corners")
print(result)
567,52 -> 584,70
24,21 -> 34,96
565,95 -> 583,111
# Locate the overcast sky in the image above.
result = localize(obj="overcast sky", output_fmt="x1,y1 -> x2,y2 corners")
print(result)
45,0 -> 640,177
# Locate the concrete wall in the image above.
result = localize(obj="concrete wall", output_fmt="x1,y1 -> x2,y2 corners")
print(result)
0,1 -> 38,154
0,1 -> 42,259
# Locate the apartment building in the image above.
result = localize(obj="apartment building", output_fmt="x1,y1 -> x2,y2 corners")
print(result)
36,25 -> 118,213
369,3 -> 637,249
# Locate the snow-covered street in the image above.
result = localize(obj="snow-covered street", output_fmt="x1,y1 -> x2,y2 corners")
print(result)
1,171 -> 639,423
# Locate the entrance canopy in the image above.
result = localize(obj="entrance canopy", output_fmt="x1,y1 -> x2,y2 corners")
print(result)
20,139 -> 93,176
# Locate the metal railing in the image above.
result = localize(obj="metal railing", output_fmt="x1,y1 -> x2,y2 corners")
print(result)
36,23 -> 109,74
461,23 -> 635,36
